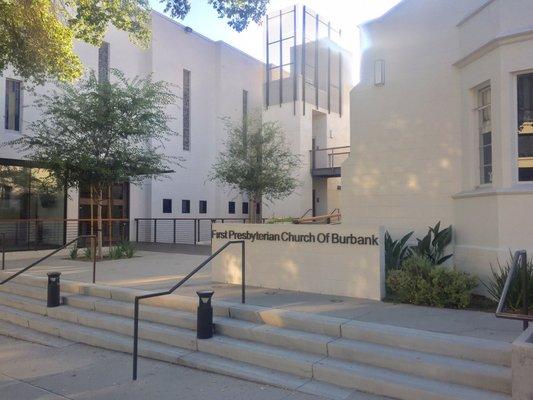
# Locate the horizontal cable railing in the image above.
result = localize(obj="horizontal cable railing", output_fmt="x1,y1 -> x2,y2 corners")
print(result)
310,145 -> 350,171
496,250 -> 531,330
0,219 -> 129,252
132,240 -> 245,380
0,234 -> 97,285
135,218 -> 266,245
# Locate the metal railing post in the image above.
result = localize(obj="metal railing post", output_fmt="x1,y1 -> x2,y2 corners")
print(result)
193,219 -> 197,245
1,233 -> 4,270
523,253 -> 529,330
92,236 -> 96,284
135,219 -> 139,243
173,219 -> 176,244
241,240 -> 245,304
154,220 -> 157,243
133,297 -> 140,380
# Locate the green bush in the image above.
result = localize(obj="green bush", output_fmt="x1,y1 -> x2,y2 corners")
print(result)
413,221 -> 453,265
108,242 -> 136,259
387,255 -> 477,308
266,217 -> 293,224
384,231 -> 413,271
108,246 -> 123,260
69,244 -> 78,260
483,252 -> 533,311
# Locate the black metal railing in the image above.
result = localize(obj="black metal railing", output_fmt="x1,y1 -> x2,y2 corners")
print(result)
0,235 -> 97,285
496,250 -> 532,330
310,145 -> 350,173
1,233 -> 5,270
132,240 -> 245,380
0,219 -> 129,252
135,218 -> 265,245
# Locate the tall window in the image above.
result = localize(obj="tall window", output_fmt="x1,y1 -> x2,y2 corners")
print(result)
478,86 -> 492,184
182,199 -> 190,214
162,199 -> 172,213
199,200 -> 207,214
242,201 -> 249,214
183,69 -> 191,151
98,42 -> 110,83
228,201 -> 235,214
518,73 -> 533,181
5,79 -> 21,131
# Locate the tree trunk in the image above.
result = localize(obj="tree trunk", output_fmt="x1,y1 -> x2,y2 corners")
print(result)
96,188 -> 103,259
250,193 -> 262,224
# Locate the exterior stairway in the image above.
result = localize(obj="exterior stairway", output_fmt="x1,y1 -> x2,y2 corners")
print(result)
0,271 -> 512,400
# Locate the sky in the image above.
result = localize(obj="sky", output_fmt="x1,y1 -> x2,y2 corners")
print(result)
150,0 -> 402,83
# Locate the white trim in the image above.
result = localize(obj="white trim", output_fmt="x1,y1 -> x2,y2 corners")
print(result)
456,0 -> 497,27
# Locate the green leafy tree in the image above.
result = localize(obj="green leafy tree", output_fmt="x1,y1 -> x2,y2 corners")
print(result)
0,0 -> 269,83
9,69 -> 177,257
210,117 -> 301,223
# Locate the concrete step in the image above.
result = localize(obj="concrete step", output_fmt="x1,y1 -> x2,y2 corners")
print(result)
0,280 -> 512,393
0,302 -> 387,400
328,338 -> 510,394
313,357 -> 510,400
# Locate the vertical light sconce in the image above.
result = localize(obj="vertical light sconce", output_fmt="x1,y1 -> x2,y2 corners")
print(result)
374,60 -> 385,86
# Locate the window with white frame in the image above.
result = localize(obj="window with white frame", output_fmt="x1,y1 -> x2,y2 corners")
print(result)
477,86 -> 492,184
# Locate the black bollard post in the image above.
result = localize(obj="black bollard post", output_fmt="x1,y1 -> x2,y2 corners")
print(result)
47,272 -> 61,307
196,290 -> 214,339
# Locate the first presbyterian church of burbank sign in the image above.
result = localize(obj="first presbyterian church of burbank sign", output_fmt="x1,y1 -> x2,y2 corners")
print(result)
212,229 -> 379,246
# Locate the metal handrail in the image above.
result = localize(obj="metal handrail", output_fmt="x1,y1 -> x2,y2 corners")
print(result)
0,235 -> 97,285
496,250 -> 531,330
299,208 -> 313,219
132,240 -> 245,380
1,233 -> 5,271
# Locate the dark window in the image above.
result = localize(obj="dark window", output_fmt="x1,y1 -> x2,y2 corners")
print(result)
228,201 -> 235,214
98,42 -> 110,83
182,199 -> 190,214
242,201 -> 249,214
478,86 -> 492,184
5,79 -> 21,131
199,200 -> 207,214
162,199 -> 172,213
518,73 -> 533,181
183,69 -> 191,151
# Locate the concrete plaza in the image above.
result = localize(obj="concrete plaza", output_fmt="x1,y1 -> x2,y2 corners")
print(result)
2,245 -> 524,342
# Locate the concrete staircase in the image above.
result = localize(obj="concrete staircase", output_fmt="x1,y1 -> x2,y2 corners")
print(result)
0,272 -> 512,400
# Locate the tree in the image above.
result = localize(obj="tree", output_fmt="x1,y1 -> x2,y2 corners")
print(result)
210,117 -> 301,223
9,69 -> 177,257
0,0 -> 269,83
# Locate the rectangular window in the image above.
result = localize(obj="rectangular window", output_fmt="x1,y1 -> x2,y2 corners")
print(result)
5,79 -> 21,131
183,69 -> 191,151
242,201 -> 249,214
98,42 -> 110,83
162,199 -> 172,213
181,199 -> 190,214
228,201 -> 235,214
478,86 -> 492,184
518,73 -> 533,181
199,200 -> 207,214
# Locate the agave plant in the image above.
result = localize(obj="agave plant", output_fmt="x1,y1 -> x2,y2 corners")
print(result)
384,231 -> 414,271
414,221 -> 452,265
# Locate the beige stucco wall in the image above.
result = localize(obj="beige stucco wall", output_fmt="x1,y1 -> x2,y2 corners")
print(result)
211,223 -> 384,300
342,0 -> 533,286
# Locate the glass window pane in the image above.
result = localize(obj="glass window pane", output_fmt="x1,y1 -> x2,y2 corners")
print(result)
518,73 -> 533,181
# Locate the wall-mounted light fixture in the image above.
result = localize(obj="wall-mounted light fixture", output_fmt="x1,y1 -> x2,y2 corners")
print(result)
374,60 -> 385,86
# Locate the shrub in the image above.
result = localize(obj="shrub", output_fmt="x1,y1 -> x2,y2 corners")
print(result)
69,244 -> 78,260
387,255 -> 477,308
384,231 -> 413,271
83,246 -> 93,260
483,252 -> 533,311
266,217 -> 293,224
118,241 -> 136,258
108,246 -> 123,260
413,221 -> 453,265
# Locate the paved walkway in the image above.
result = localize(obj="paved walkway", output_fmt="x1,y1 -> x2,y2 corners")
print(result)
0,335 -> 337,400
2,248 -> 524,342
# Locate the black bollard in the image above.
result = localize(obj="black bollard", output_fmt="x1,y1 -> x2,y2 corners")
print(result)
196,290 -> 214,339
47,272 -> 61,307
